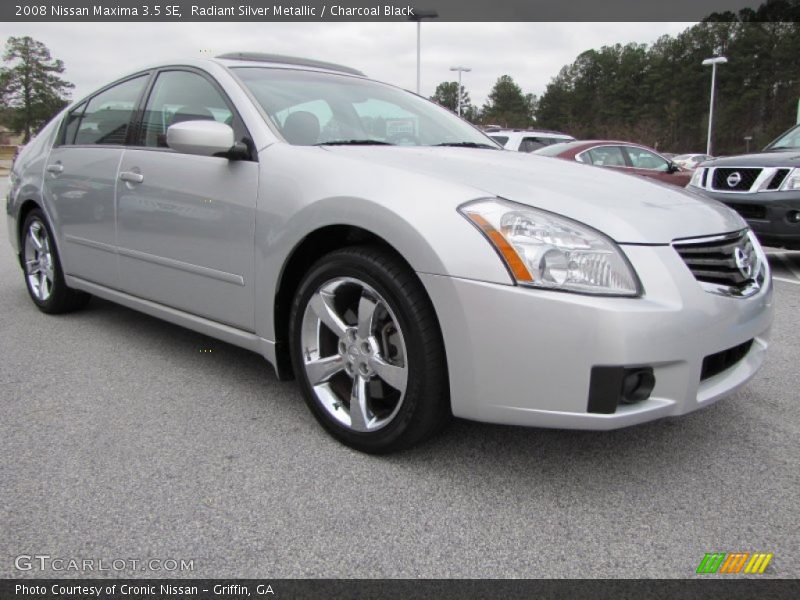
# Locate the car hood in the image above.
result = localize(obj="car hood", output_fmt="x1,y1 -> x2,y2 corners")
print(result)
705,151 -> 800,168
323,146 -> 744,244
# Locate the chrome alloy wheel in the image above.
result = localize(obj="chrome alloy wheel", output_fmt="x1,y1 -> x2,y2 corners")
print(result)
23,220 -> 55,302
300,277 -> 408,432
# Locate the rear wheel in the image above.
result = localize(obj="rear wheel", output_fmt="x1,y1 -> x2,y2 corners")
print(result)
289,246 -> 449,453
21,209 -> 90,314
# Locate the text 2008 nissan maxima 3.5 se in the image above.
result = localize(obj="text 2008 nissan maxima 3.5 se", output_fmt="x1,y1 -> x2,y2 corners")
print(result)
6,53 -> 773,453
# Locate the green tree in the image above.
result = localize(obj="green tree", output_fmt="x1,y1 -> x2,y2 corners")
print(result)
430,81 -> 473,116
0,36 -> 74,142
482,75 -> 533,128
534,17 -> 800,155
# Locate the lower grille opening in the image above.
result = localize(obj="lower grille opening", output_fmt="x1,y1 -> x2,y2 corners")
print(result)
701,340 -> 753,381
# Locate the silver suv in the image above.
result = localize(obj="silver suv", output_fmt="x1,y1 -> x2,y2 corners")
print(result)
6,53 -> 773,453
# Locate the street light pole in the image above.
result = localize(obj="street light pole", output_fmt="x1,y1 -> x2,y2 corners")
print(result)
409,10 -> 439,95
449,66 -> 471,116
702,56 -> 728,156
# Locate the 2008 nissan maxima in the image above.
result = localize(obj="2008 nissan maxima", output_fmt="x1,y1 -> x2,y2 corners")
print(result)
6,53 -> 774,453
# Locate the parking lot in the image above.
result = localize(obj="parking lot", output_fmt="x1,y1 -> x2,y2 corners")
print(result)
0,178 -> 798,579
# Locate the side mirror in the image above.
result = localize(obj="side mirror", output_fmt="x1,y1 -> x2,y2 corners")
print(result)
667,161 -> 680,173
166,120 -> 236,157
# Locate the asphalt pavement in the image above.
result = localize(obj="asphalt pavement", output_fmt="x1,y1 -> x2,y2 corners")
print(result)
1,178 -> 798,578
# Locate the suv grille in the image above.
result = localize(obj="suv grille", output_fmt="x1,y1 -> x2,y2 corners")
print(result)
673,230 -> 756,287
701,340 -> 753,381
711,168 -> 762,192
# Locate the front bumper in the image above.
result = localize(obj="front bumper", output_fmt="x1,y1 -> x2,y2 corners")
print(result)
420,244 -> 773,430
689,186 -> 800,248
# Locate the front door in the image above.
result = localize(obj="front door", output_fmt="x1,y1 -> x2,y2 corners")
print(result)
115,69 -> 258,331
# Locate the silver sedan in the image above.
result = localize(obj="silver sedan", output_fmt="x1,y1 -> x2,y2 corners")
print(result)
6,53 -> 773,452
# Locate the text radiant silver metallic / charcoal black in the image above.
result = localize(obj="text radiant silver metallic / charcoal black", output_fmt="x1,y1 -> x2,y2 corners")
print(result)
6,53 -> 773,452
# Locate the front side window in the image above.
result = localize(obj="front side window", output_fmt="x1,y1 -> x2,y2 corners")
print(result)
625,147 -> 669,171
488,135 -> 509,146
585,146 -> 627,167
234,67 -> 498,148
73,75 -> 148,146
140,70 -> 233,148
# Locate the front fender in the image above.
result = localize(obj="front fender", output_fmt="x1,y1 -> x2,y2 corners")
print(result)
254,145 -> 513,342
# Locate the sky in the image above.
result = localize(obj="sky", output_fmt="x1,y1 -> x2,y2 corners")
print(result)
0,22 -> 694,106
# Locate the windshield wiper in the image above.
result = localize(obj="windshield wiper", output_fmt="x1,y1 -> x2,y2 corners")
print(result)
317,139 -> 395,146
433,142 -> 499,149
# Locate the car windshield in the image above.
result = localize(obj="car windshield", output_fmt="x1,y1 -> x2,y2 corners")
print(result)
765,124 -> 800,151
233,67 -> 500,148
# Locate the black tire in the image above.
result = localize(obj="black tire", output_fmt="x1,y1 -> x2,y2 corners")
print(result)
289,245 -> 450,453
20,208 -> 91,314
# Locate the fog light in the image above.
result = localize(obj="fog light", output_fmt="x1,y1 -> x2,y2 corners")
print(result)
588,366 -> 656,414
787,210 -> 800,224
620,368 -> 656,404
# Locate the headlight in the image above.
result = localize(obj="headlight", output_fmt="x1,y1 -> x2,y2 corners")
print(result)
780,168 -> 800,191
688,167 -> 705,188
460,198 -> 641,296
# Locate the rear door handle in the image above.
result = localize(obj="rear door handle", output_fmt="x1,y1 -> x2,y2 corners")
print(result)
46,164 -> 64,174
119,171 -> 144,184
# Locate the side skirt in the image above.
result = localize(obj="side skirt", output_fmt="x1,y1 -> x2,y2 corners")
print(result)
65,275 -> 279,374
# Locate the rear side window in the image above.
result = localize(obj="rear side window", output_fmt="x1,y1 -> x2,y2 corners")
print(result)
519,137 -> 549,153
73,75 -> 148,146
586,146 -> 627,167
139,70 -> 234,148
62,102 -> 87,145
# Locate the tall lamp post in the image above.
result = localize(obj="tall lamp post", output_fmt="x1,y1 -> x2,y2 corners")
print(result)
409,10 -> 439,95
449,66 -> 471,116
702,56 -> 728,156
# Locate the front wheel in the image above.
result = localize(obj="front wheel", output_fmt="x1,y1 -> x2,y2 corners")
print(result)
289,246 -> 450,453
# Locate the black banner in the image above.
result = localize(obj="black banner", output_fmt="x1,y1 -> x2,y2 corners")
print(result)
1,0 -> 788,22
2,579 -> 800,600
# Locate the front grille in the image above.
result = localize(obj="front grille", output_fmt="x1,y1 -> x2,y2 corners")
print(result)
701,340 -> 753,381
724,202 -> 767,220
766,168 -> 790,190
673,231 -> 756,287
712,168 -> 762,192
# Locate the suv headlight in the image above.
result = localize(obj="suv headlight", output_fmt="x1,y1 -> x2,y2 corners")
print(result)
780,168 -> 800,191
688,167 -> 705,188
460,198 -> 641,296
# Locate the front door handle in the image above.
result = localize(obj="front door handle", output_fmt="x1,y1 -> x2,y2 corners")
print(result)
46,164 -> 64,174
119,171 -> 144,184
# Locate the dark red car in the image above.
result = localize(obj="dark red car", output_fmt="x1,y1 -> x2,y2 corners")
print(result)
534,140 -> 692,187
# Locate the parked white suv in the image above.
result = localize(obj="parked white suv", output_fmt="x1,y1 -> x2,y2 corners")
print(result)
486,128 -> 576,152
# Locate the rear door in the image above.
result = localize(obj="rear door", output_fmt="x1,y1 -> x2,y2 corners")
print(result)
115,68 -> 258,331
43,74 -> 150,287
